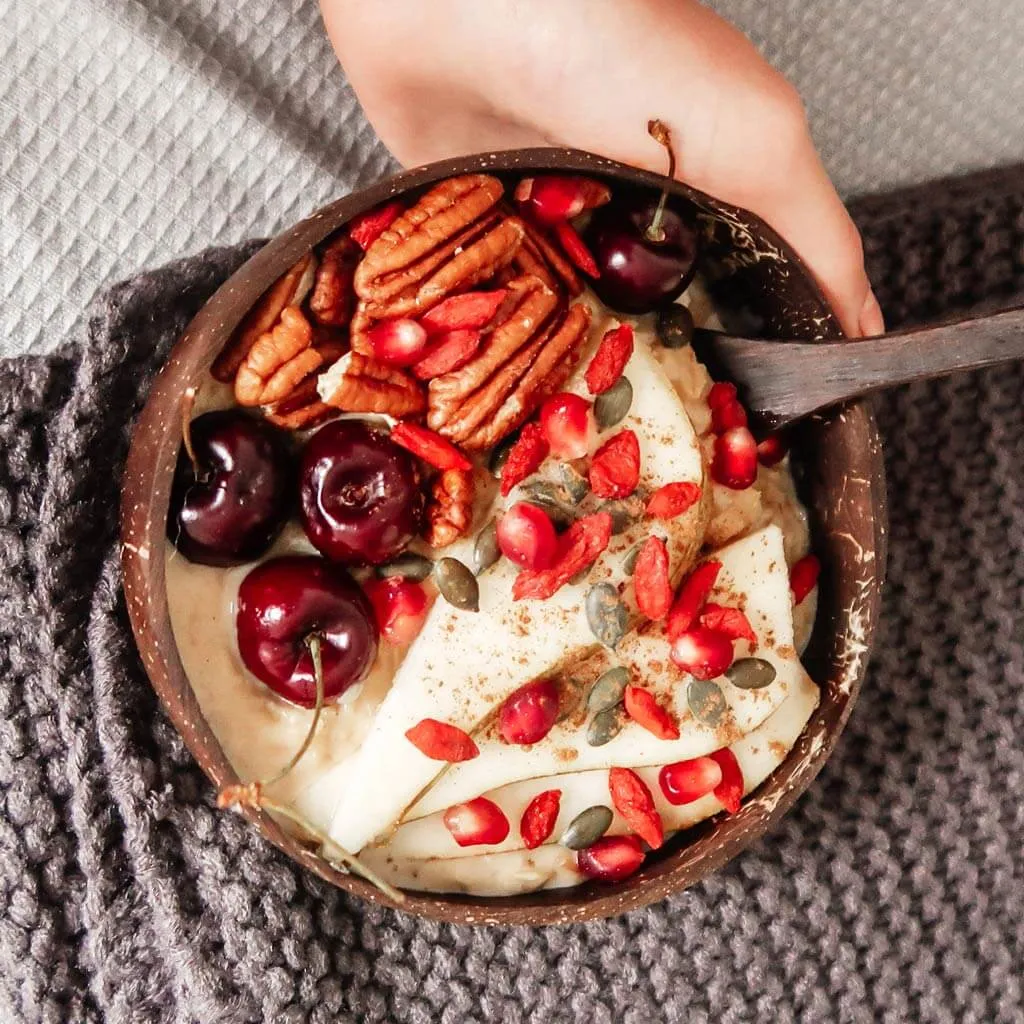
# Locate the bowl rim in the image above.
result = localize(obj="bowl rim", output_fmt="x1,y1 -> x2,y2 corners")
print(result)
121,147 -> 887,926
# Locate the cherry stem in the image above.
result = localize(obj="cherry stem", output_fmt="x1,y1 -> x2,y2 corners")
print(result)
263,634 -> 325,788
181,386 -> 201,475
645,119 -> 677,244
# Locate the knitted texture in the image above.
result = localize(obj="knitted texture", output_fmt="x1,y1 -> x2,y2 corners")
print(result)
1,169 -> 1023,1023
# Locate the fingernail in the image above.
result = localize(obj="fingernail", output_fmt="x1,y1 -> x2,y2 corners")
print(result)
858,289 -> 885,337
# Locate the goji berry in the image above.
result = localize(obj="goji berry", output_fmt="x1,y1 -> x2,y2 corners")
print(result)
348,200 -> 403,250
411,329 -> 482,380
790,554 -> 821,605
499,422 -> 549,497
646,481 -> 702,519
589,429 -> 640,498
585,324 -> 634,394
513,512 -> 613,600
405,719 -> 479,762
710,747 -> 744,814
608,767 -> 664,849
623,685 -> 679,740
419,290 -> 508,334
553,220 -> 599,277
699,603 -> 757,646
666,559 -> 722,642
390,422 -> 472,471
633,536 -> 673,620
520,789 -> 561,849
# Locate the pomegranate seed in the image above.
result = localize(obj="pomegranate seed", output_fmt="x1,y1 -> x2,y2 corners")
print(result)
520,789 -> 561,849
589,429 -> 640,499
646,481 -> 702,520
366,318 -> 429,367
577,834 -> 645,882
498,678 -> 560,745
405,719 -> 478,762
419,290 -> 508,334
699,603 -> 757,646
658,756 -> 723,805
711,426 -> 758,489
539,393 -> 592,459
496,502 -> 559,570
514,175 -> 611,224
500,422 -> 550,497
710,748 -> 744,813
710,399 -> 748,434
553,221 -> 599,277
623,685 -> 679,740
390,422 -> 472,471
707,381 -> 738,410
348,200 -> 403,250
666,560 -> 722,642
633,536 -> 673,620
513,511 -> 613,601
443,797 -> 510,847
585,324 -> 634,395
411,328 -> 482,380
364,577 -> 428,645
790,554 -> 821,605
757,432 -> 789,467
670,627 -> 735,680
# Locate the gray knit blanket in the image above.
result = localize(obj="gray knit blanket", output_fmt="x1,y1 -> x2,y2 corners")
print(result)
1,168 -> 1022,1023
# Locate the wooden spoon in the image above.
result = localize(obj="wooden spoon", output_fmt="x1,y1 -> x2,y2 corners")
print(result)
691,305 -> 1024,431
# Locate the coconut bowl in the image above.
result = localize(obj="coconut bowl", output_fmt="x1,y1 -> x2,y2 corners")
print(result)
121,148 -> 887,926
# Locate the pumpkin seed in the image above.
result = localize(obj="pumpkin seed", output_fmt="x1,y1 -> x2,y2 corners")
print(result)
600,500 -> 637,536
434,557 -> 479,612
473,519 -> 500,575
594,376 -> 633,430
522,497 -> 574,531
560,805 -> 614,850
585,583 -> 628,648
587,667 -> 629,713
687,679 -> 727,726
656,304 -> 695,349
622,542 -> 644,575
556,462 -> 589,504
376,552 -> 434,582
587,707 -> 623,747
488,432 -> 519,478
725,657 -> 777,690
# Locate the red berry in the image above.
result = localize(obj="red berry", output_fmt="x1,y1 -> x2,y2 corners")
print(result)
577,835 -> 645,882
699,603 -> 757,646
585,324 -> 634,395
790,553 -> 821,605
539,393 -> 592,459
366,318 -> 429,366
443,797 -> 510,847
670,627 -> 735,680
405,719 -> 479,762
520,789 -> 562,849
513,511 -> 613,601
608,766 -> 664,849
710,426 -> 758,489
496,502 -> 559,570
623,685 -> 679,740
419,289 -> 508,333
658,756 -> 723,805
553,220 -> 599,277
646,481 -> 702,520
498,678 -> 560,745
666,560 -> 722,642
589,429 -> 640,499
710,399 -> 748,434
633,536 -> 673,620
348,200 -> 403,250
364,577 -> 429,645
411,329 -> 483,380
756,432 -> 789,467
500,422 -> 550,497
514,175 -> 611,225
707,381 -> 738,410
389,422 -> 472,472
710,748 -> 744,814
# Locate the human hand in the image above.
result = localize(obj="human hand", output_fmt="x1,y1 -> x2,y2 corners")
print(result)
320,0 -> 883,337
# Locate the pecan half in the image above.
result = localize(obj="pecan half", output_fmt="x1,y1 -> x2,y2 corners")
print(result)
513,215 -> 583,296
309,233 -> 360,327
235,307 -> 329,407
212,254 -> 315,382
264,329 -> 347,429
425,468 -> 475,548
319,352 -> 426,418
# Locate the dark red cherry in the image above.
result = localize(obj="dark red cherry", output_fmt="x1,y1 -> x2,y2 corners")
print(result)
236,555 -> 378,706
583,191 -> 700,315
299,419 -> 424,565
168,409 -> 292,567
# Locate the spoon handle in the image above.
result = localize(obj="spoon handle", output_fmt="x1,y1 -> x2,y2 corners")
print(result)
703,306 -> 1024,429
